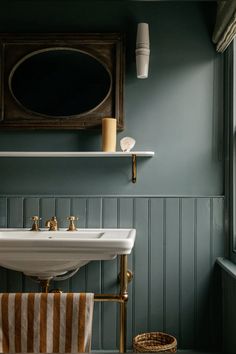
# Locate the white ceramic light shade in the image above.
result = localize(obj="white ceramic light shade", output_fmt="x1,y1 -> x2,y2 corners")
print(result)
136,23 -> 150,79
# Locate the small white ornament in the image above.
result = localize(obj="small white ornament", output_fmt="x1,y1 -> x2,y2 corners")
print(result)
120,137 -> 136,152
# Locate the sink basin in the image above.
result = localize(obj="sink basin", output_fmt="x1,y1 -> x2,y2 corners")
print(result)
0,228 -> 136,279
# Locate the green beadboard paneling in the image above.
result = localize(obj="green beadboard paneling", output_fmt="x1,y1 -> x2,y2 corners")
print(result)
181,198 -> 195,347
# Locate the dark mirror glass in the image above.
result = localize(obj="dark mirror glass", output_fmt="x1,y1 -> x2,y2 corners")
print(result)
9,49 -> 111,117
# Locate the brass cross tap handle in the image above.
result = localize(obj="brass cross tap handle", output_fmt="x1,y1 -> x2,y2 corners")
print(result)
67,216 -> 79,231
31,216 -> 41,231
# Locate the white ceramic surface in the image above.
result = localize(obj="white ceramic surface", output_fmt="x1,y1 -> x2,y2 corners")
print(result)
136,23 -> 150,79
0,151 -> 154,157
0,228 -> 136,279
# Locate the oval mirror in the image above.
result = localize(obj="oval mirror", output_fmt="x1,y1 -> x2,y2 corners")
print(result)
9,48 -> 111,117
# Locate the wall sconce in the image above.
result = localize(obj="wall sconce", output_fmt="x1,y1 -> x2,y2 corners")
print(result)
136,23 -> 150,79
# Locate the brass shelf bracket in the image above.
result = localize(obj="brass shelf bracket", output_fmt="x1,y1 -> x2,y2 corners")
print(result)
132,154 -> 137,183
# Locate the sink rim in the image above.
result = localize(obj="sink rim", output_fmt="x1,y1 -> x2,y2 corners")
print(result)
0,228 -> 105,240
0,228 -> 136,253
0,228 -> 136,278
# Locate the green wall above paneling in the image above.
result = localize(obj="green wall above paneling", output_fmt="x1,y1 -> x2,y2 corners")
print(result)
0,2 -> 222,195
0,4 -> 224,352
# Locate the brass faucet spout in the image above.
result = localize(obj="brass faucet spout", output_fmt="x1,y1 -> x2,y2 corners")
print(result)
45,216 -> 58,231
45,220 -> 50,228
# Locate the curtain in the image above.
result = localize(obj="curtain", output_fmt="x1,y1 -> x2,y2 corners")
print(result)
213,0 -> 236,52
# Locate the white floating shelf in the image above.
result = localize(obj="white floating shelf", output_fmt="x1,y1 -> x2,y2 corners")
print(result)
0,151 -> 154,157
0,151 -> 155,183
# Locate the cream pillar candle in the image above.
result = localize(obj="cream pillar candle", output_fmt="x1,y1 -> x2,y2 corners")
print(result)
102,118 -> 117,152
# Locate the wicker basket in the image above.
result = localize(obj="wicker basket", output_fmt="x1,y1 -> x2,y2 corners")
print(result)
133,332 -> 177,353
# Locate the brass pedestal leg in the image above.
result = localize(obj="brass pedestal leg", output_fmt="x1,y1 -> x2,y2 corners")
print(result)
119,255 -> 128,353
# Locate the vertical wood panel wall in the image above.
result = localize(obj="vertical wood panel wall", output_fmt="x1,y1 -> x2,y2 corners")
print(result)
0,196 -> 225,351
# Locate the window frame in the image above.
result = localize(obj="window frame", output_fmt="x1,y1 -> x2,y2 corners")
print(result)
226,41 -> 236,261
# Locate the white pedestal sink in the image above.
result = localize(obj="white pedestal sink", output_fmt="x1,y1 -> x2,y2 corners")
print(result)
0,228 -> 136,279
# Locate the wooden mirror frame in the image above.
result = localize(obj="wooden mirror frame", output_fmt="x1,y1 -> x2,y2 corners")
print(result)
0,33 -> 124,130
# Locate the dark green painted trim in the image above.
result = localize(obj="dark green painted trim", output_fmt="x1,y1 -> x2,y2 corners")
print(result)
224,43 -> 236,262
217,257 -> 236,279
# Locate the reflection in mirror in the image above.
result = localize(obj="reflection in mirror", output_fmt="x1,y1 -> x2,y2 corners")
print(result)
9,49 -> 111,117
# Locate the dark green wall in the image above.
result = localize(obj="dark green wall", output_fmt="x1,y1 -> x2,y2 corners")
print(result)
0,3 -> 226,351
0,1 -> 222,196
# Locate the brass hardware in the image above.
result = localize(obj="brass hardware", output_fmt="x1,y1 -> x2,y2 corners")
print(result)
38,254 -> 132,353
119,255 -> 128,352
50,289 -> 63,293
39,279 -> 50,293
126,270 -> 133,283
94,294 -> 124,303
132,154 -> 137,183
31,216 -> 41,231
67,216 -> 78,231
94,255 -> 130,352
118,270 -> 134,283
45,216 -> 58,231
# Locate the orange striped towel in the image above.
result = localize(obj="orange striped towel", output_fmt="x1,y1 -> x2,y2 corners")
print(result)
0,292 -> 94,353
